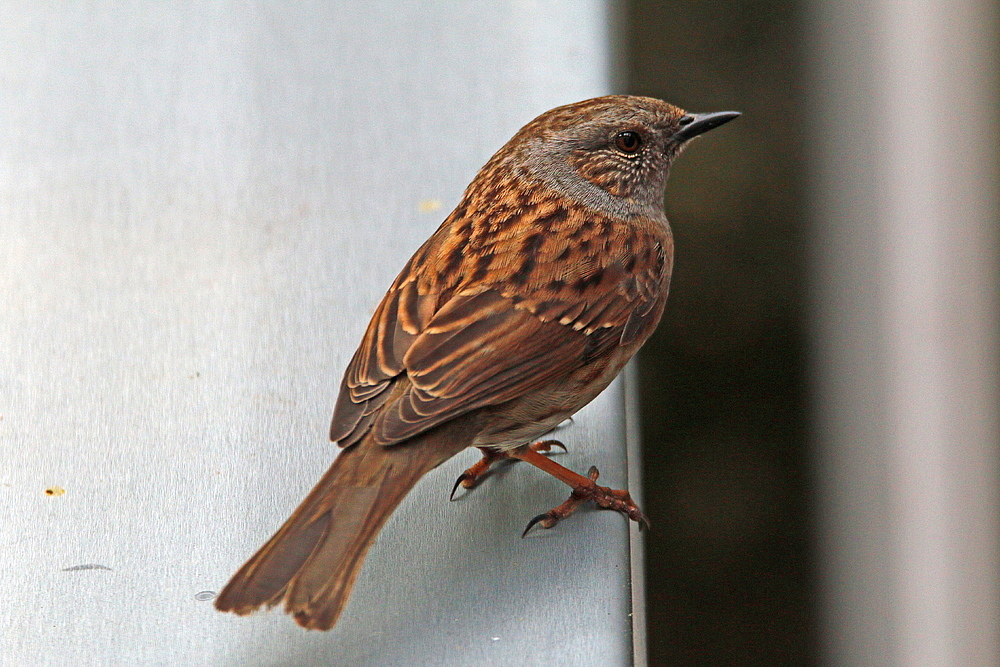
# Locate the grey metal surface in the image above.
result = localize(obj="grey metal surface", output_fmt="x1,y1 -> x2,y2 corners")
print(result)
0,3 -> 643,665
623,366 -> 647,667
808,0 -> 1000,664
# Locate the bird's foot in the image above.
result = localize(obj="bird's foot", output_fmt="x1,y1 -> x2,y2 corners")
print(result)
449,440 -> 566,500
521,465 -> 649,536
506,446 -> 649,536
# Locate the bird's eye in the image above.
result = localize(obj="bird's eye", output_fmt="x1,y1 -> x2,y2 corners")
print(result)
614,131 -> 643,155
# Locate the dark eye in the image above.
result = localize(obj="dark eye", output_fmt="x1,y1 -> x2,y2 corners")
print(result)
614,131 -> 643,155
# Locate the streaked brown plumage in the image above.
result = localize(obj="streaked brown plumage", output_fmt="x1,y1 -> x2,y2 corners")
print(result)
215,95 -> 739,630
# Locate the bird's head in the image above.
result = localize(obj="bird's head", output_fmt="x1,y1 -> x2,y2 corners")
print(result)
500,95 -> 739,218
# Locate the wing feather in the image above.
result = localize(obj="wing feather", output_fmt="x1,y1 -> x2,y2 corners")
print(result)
329,209 -> 670,448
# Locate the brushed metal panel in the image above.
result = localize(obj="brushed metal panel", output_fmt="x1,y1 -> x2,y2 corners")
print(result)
0,2 -> 641,665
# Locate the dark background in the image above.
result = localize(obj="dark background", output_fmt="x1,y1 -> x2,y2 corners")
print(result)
624,2 -> 816,664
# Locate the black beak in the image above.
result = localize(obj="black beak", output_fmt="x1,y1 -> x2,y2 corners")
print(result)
672,111 -> 741,142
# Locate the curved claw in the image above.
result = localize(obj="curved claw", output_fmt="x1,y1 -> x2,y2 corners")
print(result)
534,439 -> 567,454
521,512 -> 553,538
554,417 -> 575,431
449,473 -> 471,501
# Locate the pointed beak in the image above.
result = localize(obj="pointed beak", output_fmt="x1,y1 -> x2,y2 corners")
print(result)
672,111 -> 741,143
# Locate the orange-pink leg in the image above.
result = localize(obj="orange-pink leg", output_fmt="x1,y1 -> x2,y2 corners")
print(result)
510,445 -> 649,536
449,440 -> 566,501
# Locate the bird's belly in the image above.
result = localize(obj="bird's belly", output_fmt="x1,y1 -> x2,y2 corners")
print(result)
470,350 -> 628,451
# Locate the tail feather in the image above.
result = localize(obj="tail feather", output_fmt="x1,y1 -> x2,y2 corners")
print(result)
215,425 -> 467,630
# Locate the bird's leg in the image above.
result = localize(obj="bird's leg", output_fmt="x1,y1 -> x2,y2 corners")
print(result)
449,447 -> 505,500
449,440 -> 566,501
511,444 -> 649,536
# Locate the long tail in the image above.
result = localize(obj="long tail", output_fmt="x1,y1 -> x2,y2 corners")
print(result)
215,425 -> 467,630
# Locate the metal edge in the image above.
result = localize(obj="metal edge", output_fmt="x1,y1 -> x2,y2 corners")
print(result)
624,361 -> 647,667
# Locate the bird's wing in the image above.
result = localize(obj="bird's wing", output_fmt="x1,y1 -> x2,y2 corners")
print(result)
330,211 -> 670,448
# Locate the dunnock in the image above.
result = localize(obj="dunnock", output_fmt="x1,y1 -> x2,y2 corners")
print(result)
215,96 -> 739,630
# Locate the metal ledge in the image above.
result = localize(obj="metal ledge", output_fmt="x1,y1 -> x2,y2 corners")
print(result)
0,3 -> 643,665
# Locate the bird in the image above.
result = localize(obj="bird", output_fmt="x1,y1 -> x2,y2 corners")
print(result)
214,95 -> 739,630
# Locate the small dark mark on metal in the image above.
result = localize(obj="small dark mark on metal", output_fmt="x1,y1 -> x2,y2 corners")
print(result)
62,564 -> 113,572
